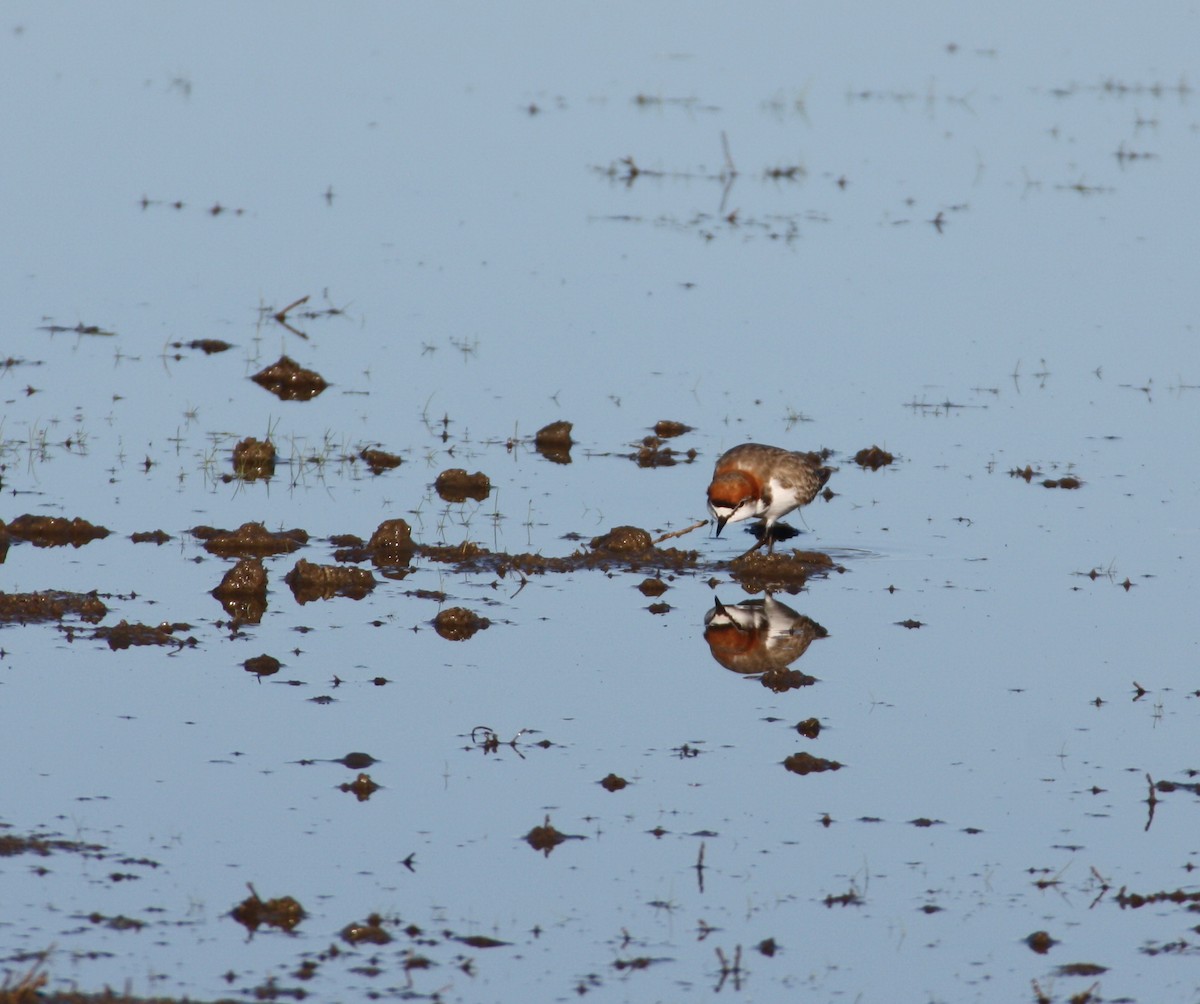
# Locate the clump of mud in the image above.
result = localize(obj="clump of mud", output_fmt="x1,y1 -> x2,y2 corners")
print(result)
1043,477 -> 1082,489
0,590 -> 108,625
534,420 -> 573,463
730,551 -> 839,594
654,419 -> 693,438
232,437 -> 276,480
212,557 -> 268,623
341,913 -> 392,945
243,654 -> 281,678
360,446 -> 402,474
231,886 -> 305,933
854,445 -> 894,470
250,355 -> 328,401
172,338 -> 232,354
339,773 -> 380,801
525,814 -> 569,856
783,752 -> 843,775
435,468 -> 491,502
632,436 -> 697,468
130,529 -> 171,545
590,525 -> 653,554
600,773 -> 628,792
284,559 -> 375,603
92,620 -> 197,651
4,515 -> 110,548
434,606 -> 489,640
195,522 -> 308,557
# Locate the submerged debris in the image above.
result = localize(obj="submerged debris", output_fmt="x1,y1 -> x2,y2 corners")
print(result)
1043,476 -> 1082,489
250,355 -> 328,401
4,515 -> 110,548
600,773 -> 629,792
434,606 -> 490,640
524,814 -> 576,856
632,436 -> 697,467
435,468 -> 491,502
230,886 -> 305,933
232,437 -> 277,480
854,445 -> 894,470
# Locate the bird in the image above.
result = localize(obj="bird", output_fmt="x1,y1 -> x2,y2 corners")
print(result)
706,443 -> 832,555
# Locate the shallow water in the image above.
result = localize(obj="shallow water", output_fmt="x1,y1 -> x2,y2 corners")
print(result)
2,4 -> 1199,1002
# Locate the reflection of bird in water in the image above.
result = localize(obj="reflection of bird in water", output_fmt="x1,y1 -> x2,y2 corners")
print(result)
703,594 -> 827,688
706,443 -> 833,555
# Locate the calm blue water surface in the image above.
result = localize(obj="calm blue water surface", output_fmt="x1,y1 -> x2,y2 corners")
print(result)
2,3 -> 1198,1001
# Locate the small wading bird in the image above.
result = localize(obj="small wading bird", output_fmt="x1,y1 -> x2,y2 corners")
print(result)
706,443 -> 833,555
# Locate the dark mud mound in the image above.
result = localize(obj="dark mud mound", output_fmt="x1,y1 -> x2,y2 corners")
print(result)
534,420 -> 573,463
195,522 -> 308,557
285,559 -> 376,602
854,445 -> 894,470
0,590 -> 108,625
231,437 -> 276,480
433,606 -> 489,640
250,355 -> 328,401
4,515 -> 110,548
730,550 -> 839,594
360,446 -> 402,474
91,620 -> 197,651
435,468 -> 491,502
230,886 -> 305,933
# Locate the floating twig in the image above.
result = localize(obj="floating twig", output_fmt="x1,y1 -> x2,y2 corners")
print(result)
652,519 -> 708,545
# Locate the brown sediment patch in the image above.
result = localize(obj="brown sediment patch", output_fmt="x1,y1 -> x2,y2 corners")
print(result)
360,446 -> 402,474
1009,465 -> 1039,482
232,437 -> 276,480
5,514 -> 110,548
783,752 -> 843,775
435,468 -> 491,502
243,654 -> 281,678
339,772 -> 380,801
196,521 -> 308,557
760,667 -> 817,693
632,436 -> 698,468
654,419 -> 693,438
130,529 -> 171,544
638,577 -> 669,597
212,558 -> 268,623
600,773 -> 628,792
525,814 -> 573,856
433,606 -> 489,640
795,717 -> 821,738
1026,930 -> 1058,954
0,590 -> 108,625
284,559 -> 376,603
250,355 -> 328,401
0,831 -> 106,858
91,620 -> 197,651
1043,476 -> 1082,489
341,913 -> 392,945
231,886 -> 305,933
534,420 -> 573,463
590,525 -> 653,554
854,445 -> 894,470
729,550 -> 839,594
182,338 -> 233,354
